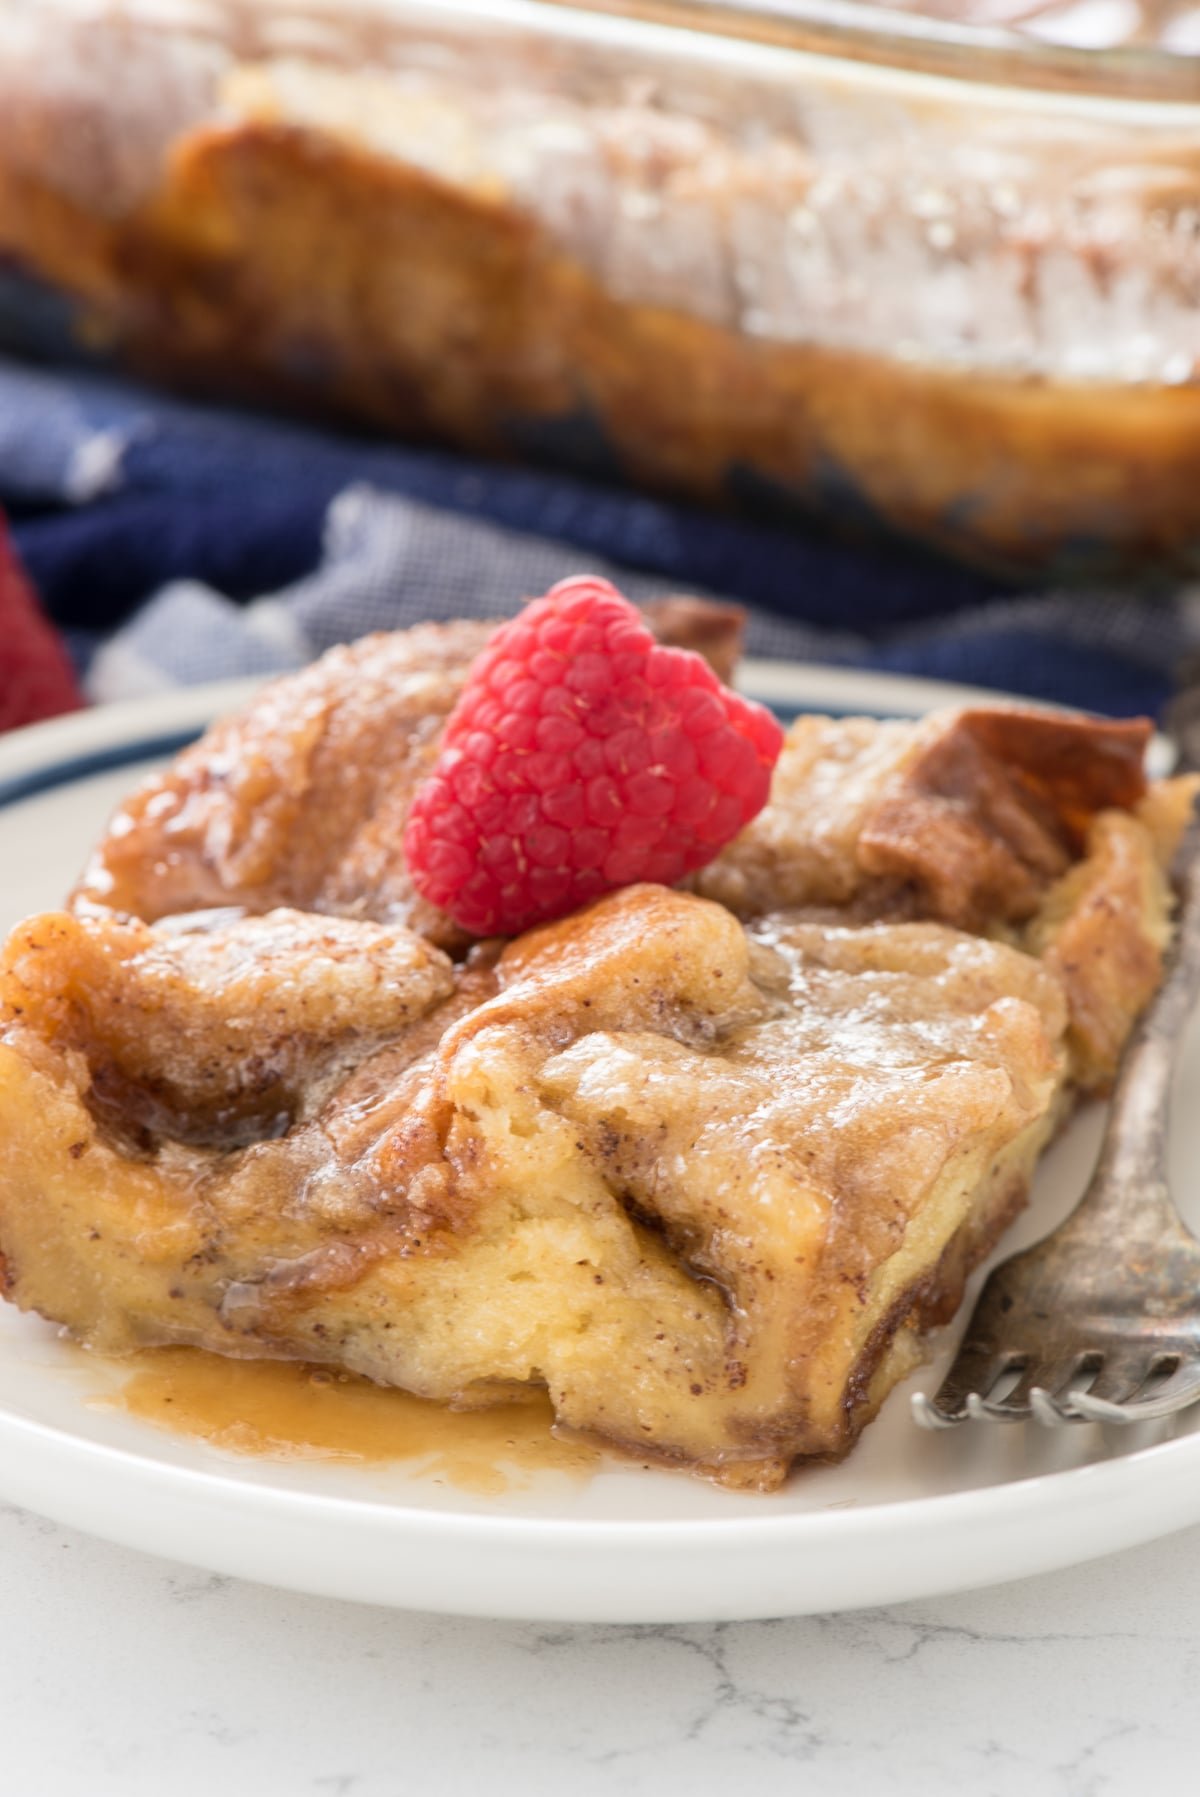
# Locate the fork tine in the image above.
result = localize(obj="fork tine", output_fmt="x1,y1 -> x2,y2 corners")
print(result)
1030,1386 -> 1069,1426
965,1361 -> 1048,1422
975,1355 -> 1094,1423
1021,1355 -> 1103,1425
924,1341 -> 1017,1425
966,1390 -> 1029,1423
1059,1348 -> 1154,1415
911,1393 -> 962,1430
1069,1358 -> 1200,1424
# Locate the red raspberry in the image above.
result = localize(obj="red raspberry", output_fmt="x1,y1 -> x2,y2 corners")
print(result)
404,576 -> 783,936
0,515 -> 81,733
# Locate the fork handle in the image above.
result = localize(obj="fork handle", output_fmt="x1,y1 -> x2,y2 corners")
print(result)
1083,802 -> 1200,1207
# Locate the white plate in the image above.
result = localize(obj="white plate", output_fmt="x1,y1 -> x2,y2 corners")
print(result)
0,666 -> 1197,1625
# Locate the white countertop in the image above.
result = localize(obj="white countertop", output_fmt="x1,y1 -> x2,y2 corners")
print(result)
4,1500 -> 1196,1795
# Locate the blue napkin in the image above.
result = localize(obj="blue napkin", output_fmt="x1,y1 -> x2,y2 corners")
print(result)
0,356 -> 1189,718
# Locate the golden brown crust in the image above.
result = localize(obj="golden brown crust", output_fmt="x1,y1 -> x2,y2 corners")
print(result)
1024,779 -> 1198,1091
857,709 -> 1151,931
697,706 -> 1151,931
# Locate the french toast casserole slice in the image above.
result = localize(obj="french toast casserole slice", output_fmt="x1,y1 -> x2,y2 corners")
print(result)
0,621 -> 1191,1488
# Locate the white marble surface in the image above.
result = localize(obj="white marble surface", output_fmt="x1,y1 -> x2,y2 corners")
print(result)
3,1501 -> 1198,1795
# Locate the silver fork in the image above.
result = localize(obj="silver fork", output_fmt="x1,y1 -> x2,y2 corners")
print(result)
914,803 -> 1200,1430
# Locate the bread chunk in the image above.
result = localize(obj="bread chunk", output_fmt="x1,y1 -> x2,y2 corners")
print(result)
0,905 -> 455,1148
695,705 -> 1193,1090
695,706 -> 1151,929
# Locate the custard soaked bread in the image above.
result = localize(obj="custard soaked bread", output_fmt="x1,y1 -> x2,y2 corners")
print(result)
0,614 -> 1192,1485
0,887 -> 1071,1488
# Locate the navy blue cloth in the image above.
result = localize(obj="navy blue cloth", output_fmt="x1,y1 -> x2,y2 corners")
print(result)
0,357 -> 1186,717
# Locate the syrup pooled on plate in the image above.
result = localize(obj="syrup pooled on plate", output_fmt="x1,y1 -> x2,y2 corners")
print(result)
107,1349 -> 600,1496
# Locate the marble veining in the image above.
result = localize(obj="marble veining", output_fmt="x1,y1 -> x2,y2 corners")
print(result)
3,1499 -> 1199,1795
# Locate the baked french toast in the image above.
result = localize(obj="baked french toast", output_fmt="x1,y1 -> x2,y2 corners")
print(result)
0,605 -> 1191,1486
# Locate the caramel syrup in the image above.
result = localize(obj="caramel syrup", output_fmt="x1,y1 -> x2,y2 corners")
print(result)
108,1348 -> 599,1495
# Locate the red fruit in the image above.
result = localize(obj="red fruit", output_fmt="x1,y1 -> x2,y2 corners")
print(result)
0,516 -> 81,733
404,576 -> 783,935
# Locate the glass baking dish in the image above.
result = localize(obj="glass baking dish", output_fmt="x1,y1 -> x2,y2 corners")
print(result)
0,0 -> 1198,578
